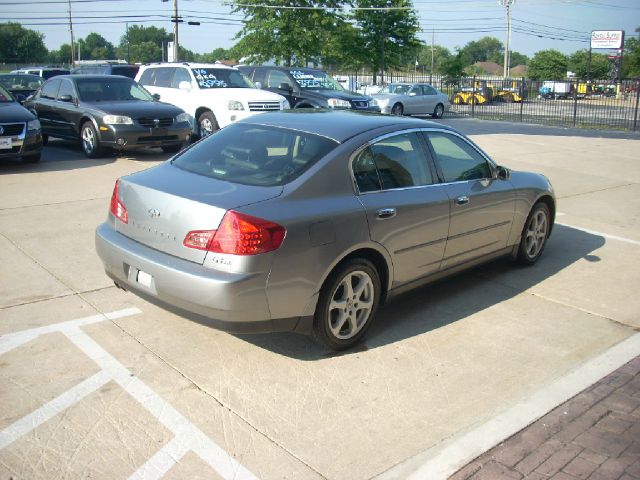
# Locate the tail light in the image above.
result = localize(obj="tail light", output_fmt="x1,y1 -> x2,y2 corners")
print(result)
109,179 -> 128,224
183,211 -> 285,256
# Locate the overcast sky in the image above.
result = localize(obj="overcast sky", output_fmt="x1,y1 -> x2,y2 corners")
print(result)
2,0 -> 639,58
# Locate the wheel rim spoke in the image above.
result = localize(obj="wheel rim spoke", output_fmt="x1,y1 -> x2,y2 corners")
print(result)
525,210 -> 548,258
328,270 -> 374,340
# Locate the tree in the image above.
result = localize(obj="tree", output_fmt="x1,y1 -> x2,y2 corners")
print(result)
460,36 -> 503,65
509,51 -> 529,67
568,49 -> 610,79
416,44 -> 451,74
352,0 -> 421,83
527,49 -> 568,80
0,23 -> 48,64
79,33 -> 115,60
441,50 -> 467,79
117,25 -> 171,62
47,44 -> 72,65
233,0 -> 344,66
622,27 -> 640,78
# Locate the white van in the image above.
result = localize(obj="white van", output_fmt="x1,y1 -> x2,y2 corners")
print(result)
136,62 -> 289,138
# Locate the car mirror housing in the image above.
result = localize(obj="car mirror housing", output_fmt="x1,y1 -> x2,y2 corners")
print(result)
496,165 -> 511,180
58,94 -> 74,103
255,81 -> 262,89
153,93 -> 161,101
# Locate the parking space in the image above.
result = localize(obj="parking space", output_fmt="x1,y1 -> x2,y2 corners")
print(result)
1,120 -> 639,479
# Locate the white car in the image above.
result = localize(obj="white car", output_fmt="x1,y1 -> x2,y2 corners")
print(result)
371,83 -> 451,118
136,63 -> 289,137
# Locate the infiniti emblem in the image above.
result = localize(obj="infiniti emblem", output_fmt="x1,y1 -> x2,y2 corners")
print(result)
0,126 -> 4,135
148,208 -> 161,218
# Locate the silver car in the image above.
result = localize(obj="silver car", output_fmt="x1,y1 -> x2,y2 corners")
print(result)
96,111 -> 554,350
372,83 -> 451,118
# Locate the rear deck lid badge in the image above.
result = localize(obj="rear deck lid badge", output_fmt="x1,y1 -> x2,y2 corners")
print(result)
148,208 -> 161,218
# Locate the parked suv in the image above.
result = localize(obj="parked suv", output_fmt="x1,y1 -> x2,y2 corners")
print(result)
238,66 -> 379,112
11,66 -> 70,79
71,63 -> 139,79
135,62 -> 289,138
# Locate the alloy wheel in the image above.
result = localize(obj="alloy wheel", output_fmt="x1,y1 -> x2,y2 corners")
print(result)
328,270 -> 375,340
524,209 -> 548,259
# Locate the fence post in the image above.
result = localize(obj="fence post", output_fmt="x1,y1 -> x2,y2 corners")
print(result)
572,78 -> 578,128
519,76 -> 525,123
472,75 -> 476,118
633,80 -> 640,132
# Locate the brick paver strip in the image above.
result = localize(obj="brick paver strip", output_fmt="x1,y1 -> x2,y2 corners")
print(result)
450,356 -> 640,480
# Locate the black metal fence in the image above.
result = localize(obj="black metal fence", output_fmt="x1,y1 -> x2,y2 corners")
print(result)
333,71 -> 640,132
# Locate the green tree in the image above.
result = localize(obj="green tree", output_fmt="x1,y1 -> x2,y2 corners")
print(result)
233,0 -> 344,66
0,23 -> 48,64
117,25 -> 172,62
416,44 -> 451,74
622,27 -> 640,78
352,0 -> 421,83
509,51 -> 529,67
527,49 -> 568,80
568,49 -> 610,79
79,33 -> 115,60
47,44 -> 72,65
441,50 -> 467,79
460,36 -> 503,65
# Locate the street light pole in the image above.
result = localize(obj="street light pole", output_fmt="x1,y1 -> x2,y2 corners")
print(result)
499,0 -> 515,78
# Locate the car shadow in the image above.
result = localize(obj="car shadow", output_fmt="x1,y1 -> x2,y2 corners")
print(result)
0,138 -> 175,174
238,224 -> 605,360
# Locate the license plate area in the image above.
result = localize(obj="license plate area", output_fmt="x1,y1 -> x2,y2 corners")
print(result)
0,137 -> 12,150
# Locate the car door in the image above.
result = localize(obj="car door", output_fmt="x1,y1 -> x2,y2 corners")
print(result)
352,131 -> 450,285
422,85 -> 440,112
265,69 -> 298,106
423,130 -> 516,269
54,78 -> 80,139
406,85 -> 426,115
33,78 -> 61,137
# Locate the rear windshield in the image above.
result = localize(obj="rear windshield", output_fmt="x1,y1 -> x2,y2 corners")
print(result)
172,124 -> 338,186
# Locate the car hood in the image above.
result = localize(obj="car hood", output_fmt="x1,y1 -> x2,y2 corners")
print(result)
83,100 -> 184,117
302,89 -> 371,102
0,101 -> 36,122
195,88 -> 285,101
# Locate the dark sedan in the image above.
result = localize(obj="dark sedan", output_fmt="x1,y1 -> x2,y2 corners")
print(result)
0,74 -> 43,104
25,75 -> 192,158
0,85 -> 43,163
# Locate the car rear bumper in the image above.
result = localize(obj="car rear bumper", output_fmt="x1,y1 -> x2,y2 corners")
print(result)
95,222 -> 302,333
98,122 -> 192,149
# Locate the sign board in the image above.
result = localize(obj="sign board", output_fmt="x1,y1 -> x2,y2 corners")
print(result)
591,30 -> 624,49
167,41 -> 175,62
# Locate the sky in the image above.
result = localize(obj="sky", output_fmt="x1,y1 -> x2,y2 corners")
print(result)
1,0 -> 639,59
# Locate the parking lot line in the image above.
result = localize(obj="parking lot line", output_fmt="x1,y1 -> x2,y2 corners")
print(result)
376,332 -> 640,480
556,222 -> 640,246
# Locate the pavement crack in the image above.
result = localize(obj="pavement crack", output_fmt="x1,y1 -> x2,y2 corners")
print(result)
557,182 -> 636,200
0,196 -> 109,212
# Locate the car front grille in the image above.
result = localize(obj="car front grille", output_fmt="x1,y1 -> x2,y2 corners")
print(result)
351,100 -> 369,109
0,123 -> 25,137
248,101 -> 281,111
137,117 -> 174,128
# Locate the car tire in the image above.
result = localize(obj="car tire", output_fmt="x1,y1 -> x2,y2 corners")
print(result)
42,134 -> 48,146
197,111 -> 219,138
391,103 -> 404,116
161,144 -> 182,154
312,258 -> 381,350
81,122 -> 106,158
24,153 -> 41,163
517,202 -> 551,265
432,103 -> 445,118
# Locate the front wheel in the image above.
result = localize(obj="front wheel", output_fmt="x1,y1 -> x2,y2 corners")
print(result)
517,202 -> 551,265
432,103 -> 445,118
81,122 -> 106,158
312,258 -> 381,350
197,111 -> 219,139
391,103 -> 404,116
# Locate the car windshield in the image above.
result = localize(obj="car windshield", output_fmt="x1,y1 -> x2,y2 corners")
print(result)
75,78 -> 154,102
191,68 -> 254,89
172,123 -> 338,187
0,85 -> 15,102
380,84 -> 411,95
0,75 -> 43,90
289,70 -> 345,91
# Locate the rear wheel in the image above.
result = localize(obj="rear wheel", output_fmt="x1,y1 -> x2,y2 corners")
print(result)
517,202 -> 550,265
312,258 -> 381,350
81,122 -> 106,158
432,103 -> 445,118
391,103 -> 404,116
197,111 -> 219,138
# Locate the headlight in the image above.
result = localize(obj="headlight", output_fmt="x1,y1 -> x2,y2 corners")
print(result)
327,98 -> 351,108
175,112 -> 190,123
282,100 -> 291,110
27,119 -> 41,131
374,98 -> 389,107
228,100 -> 245,111
103,115 -> 133,125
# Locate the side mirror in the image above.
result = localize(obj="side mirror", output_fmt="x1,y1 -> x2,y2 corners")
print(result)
58,94 -> 74,103
279,82 -> 293,93
496,165 -> 511,180
152,93 -> 161,101
409,92 -> 417,96
254,81 -> 262,89
178,81 -> 192,91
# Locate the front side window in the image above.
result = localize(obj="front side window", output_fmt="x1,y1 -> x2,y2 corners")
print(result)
171,68 -> 192,88
267,70 -> 293,89
172,124 -> 338,186
0,85 -> 14,103
380,84 -> 410,95
192,68 -> 253,89
153,67 -> 175,88
353,133 -> 432,192
138,68 -> 156,86
40,79 -> 61,99
426,132 -> 492,182
57,79 -> 76,100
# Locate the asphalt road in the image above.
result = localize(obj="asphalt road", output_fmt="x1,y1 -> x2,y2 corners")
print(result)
1,122 -> 639,479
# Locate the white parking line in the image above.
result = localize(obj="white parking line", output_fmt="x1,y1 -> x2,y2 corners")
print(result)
0,308 -> 258,480
556,222 -> 640,246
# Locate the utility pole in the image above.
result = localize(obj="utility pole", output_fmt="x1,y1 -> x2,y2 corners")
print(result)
431,29 -> 435,83
173,0 -> 179,62
126,22 -> 130,63
67,0 -> 75,67
499,0 -> 515,78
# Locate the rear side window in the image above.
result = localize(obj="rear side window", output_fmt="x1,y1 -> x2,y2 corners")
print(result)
426,132 -> 492,182
172,124 -> 338,186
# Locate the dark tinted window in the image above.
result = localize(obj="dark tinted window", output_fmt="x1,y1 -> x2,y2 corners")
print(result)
75,78 -> 153,102
267,70 -> 293,89
111,66 -> 139,78
42,69 -> 69,79
172,124 -> 338,186
40,79 -> 61,99
427,132 -> 492,182
57,79 -> 75,100
355,133 -> 432,191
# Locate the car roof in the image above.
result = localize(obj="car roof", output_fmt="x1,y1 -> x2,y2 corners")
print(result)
140,62 -> 237,70
239,110 -> 454,143
48,74 -> 133,81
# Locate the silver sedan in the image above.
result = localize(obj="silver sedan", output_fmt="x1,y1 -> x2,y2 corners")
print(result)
96,110 -> 554,350
372,83 -> 451,118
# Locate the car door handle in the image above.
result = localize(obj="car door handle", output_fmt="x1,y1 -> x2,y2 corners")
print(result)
377,208 -> 396,219
455,196 -> 470,205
